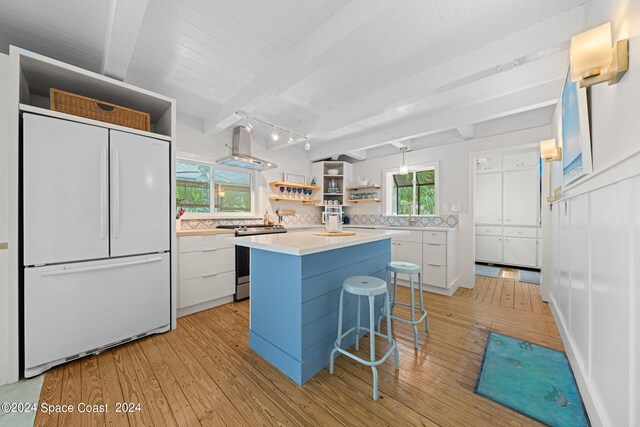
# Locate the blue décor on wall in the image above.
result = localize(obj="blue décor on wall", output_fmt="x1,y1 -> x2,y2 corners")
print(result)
476,332 -> 590,426
249,239 -> 390,385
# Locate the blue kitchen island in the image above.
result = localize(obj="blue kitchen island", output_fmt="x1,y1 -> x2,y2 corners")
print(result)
231,229 -> 406,385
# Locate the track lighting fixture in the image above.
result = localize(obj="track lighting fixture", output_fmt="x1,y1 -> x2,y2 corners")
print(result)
288,132 -> 294,144
304,141 -> 311,151
237,113 -> 308,149
271,126 -> 279,141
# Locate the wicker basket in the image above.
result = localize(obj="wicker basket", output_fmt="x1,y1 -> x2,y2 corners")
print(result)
50,88 -> 150,131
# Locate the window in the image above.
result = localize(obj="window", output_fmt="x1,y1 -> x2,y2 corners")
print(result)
385,164 -> 438,216
176,160 -> 254,216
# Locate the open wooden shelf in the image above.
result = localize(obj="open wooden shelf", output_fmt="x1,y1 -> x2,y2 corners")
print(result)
269,181 -> 320,191
346,198 -> 381,203
268,196 -> 320,203
346,185 -> 381,191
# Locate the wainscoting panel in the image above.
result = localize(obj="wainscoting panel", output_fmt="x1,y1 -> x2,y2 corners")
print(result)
550,178 -> 636,426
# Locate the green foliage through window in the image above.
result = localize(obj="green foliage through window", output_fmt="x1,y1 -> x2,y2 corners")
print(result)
176,161 -> 252,214
392,169 -> 436,216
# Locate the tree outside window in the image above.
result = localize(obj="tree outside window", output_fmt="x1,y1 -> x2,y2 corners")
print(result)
391,169 -> 436,216
176,160 -> 252,214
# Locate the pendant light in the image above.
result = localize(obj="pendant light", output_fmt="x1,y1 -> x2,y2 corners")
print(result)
399,147 -> 409,174
271,126 -> 279,141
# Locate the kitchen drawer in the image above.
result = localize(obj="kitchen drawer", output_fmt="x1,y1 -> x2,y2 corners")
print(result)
179,234 -> 234,254
179,271 -> 235,309
476,226 -> 502,236
179,247 -> 234,280
422,264 -> 446,288
423,231 -> 446,245
503,227 -> 537,238
390,229 -> 422,243
423,243 -> 446,266
503,152 -> 538,170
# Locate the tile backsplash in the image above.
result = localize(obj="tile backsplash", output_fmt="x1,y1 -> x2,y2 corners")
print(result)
179,213 -> 458,230
349,214 -> 459,228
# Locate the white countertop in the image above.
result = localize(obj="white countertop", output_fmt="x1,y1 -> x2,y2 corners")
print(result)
284,224 -> 457,232
230,229 -> 408,256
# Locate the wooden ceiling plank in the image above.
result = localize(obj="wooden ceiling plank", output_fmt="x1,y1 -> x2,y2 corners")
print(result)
308,78 -> 562,160
203,0 -> 404,135
298,4 -> 587,138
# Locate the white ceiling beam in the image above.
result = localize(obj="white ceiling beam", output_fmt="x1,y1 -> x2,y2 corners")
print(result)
456,125 -> 475,140
101,0 -> 148,80
309,79 -> 562,160
346,150 -> 367,161
203,0 -> 403,135
298,5 -> 587,137
390,140 -> 410,149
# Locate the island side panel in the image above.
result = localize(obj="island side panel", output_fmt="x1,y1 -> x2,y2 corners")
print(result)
299,239 -> 391,384
249,248 -> 303,383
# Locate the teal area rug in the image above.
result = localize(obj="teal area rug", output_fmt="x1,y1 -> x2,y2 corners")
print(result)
518,270 -> 541,285
475,264 -> 500,277
476,332 -> 589,426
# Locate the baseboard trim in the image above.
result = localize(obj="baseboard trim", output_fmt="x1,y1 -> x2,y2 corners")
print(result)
177,295 -> 234,318
395,278 -> 459,296
548,295 -> 605,427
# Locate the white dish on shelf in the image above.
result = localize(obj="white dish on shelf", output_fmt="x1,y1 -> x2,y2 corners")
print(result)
326,169 -> 339,176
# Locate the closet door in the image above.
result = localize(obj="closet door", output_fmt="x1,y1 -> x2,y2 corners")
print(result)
475,172 -> 503,225
503,169 -> 539,226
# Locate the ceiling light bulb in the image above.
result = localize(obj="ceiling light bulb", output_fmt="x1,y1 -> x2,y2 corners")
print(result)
399,147 -> 408,174
245,119 -> 253,133
304,141 -> 311,151
288,132 -> 294,144
271,126 -> 279,141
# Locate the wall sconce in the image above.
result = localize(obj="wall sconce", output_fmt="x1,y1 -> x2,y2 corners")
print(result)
570,22 -> 629,88
540,138 -> 562,162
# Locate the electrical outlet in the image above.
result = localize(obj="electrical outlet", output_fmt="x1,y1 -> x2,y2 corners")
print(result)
451,202 -> 461,212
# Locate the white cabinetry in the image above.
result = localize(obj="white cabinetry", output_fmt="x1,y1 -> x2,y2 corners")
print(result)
178,234 -> 236,316
503,169 -> 539,226
503,238 -> 537,267
475,173 -> 503,225
474,150 -> 541,268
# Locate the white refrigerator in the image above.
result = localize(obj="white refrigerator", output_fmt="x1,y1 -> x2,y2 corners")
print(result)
22,113 -> 171,377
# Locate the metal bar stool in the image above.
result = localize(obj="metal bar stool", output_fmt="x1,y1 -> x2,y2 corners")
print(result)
329,276 -> 399,400
377,261 -> 429,348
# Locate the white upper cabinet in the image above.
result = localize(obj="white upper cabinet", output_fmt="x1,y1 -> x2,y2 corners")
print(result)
503,152 -> 539,170
476,155 -> 502,172
475,172 -> 503,225
503,169 -> 539,226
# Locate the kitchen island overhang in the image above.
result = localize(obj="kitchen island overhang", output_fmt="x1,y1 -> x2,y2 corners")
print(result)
230,230 -> 407,385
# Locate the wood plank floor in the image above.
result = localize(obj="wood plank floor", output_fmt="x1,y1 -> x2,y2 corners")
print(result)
454,268 -> 553,317
35,274 -> 560,426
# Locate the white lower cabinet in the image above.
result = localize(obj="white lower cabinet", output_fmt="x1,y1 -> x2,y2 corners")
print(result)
475,235 -> 503,264
178,234 -> 236,316
503,237 -> 537,267
475,227 -> 540,267
387,229 -> 459,290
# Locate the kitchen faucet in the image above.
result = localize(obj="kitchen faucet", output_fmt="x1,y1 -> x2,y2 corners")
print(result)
408,205 -> 418,225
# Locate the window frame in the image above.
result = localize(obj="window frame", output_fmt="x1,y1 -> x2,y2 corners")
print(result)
177,157 -> 258,219
383,162 -> 440,217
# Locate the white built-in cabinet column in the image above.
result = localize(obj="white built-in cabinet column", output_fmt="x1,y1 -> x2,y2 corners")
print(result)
474,150 -> 541,268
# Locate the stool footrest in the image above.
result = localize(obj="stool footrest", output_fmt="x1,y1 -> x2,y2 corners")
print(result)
332,340 -> 397,368
380,308 -> 427,326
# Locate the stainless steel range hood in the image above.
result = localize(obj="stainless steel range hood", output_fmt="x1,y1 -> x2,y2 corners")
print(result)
216,126 -> 277,171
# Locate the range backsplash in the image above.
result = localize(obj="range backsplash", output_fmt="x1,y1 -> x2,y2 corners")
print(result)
179,213 -> 458,230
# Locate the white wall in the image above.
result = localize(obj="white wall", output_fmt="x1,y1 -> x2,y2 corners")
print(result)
175,115 -> 318,219
0,52 -> 10,386
350,125 -> 551,288
546,0 -> 640,425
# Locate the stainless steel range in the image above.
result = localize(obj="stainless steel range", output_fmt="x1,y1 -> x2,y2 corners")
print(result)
217,224 -> 287,300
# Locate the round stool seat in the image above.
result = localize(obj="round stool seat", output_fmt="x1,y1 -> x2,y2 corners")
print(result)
343,276 -> 388,296
387,261 -> 421,274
